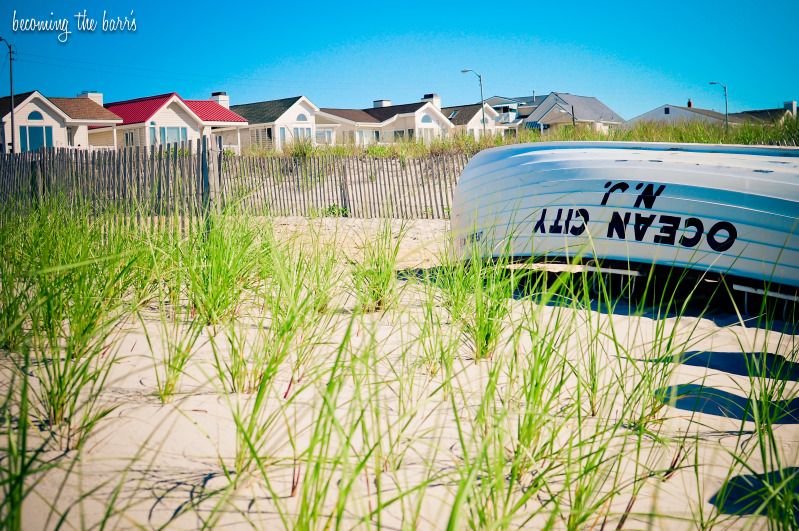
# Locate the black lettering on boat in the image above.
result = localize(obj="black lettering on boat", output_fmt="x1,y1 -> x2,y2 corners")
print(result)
633,184 -> 666,209
549,208 -> 565,234
706,221 -> 737,252
633,213 -> 657,241
680,217 -> 704,248
569,208 -> 589,236
533,209 -> 548,234
607,211 -> 631,239
653,215 -> 680,245
600,182 -> 630,206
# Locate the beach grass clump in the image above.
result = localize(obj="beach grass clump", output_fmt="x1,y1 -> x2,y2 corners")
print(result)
185,211 -> 260,327
352,222 -> 406,312
17,206 -> 138,449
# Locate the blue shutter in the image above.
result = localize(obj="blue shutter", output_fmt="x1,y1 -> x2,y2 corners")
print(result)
45,127 -> 53,147
160,127 -> 166,144
19,126 -> 27,152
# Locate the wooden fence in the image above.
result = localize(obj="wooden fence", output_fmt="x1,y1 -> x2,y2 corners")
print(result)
0,138 -> 470,225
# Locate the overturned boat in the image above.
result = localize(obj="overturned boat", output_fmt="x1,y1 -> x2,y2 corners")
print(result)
451,142 -> 799,297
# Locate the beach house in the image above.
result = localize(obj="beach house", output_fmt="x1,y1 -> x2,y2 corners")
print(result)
0,90 -> 122,153
316,94 -> 454,145
88,92 -> 248,151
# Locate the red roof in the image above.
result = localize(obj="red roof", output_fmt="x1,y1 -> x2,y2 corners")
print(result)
105,93 -> 176,126
104,92 -> 246,126
184,100 -> 247,122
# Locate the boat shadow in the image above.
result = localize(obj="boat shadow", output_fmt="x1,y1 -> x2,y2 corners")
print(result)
398,265 -> 797,334
647,351 -> 799,381
709,467 -> 799,521
657,383 -> 799,424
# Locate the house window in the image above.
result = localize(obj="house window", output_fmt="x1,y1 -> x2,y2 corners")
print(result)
373,131 -> 380,142
19,125 -> 53,152
159,126 -> 188,145
421,114 -> 433,124
316,129 -> 333,144
149,122 -> 156,145
664,107 -> 670,115
394,130 -> 405,141
297,113 -> 308,122
124,131 -> 135,146
292,127 -> 312,140
407,129 -> 414,138
28,111 -> 44,120
280,127 -> 286,144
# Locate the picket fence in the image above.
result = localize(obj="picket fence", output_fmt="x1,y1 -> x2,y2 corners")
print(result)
0,138 -> 471,227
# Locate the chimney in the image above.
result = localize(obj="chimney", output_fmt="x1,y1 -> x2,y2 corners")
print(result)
687,98 -> 693,108
373,99 -> 392,108
421,93 -> 441,109
78,91 -> 103,106
211,91 -> 229,109
785,101 -> 797,117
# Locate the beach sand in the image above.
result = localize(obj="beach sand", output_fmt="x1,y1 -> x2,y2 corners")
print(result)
17,217 -> 799,530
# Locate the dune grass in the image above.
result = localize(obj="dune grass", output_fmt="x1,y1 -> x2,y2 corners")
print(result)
242,117 -> 799,159
0,204 -> 796,529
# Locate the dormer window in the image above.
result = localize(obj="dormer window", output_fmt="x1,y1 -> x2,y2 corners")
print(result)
28,111 -> 44,120
297,113 -> 308,122
664,107 -> 670,115
448,110 -> 459,119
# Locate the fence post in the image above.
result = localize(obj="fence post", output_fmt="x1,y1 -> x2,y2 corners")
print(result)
30,156 -> 40,206
340,160 -> 351,217
201,136 -> 220,218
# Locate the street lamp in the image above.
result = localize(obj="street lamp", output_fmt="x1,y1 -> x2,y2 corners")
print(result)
461,69 -> 486,137
709,81 -> 728,133
0,37 -> 14,153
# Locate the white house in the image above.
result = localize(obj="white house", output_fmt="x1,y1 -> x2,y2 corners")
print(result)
316,94 -> 455,145
88,92 -> 248,151
230,95 -> 325,152
627,100 -> 798,126
524,92 -> 624,133
485,94 -> 547,131
1,90 -> 122,153
441,102 -> 500,139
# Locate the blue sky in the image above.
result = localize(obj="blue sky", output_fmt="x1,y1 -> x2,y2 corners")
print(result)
2,0 -> 797,119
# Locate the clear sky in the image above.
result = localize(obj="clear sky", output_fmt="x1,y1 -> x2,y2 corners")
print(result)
1,0 -> 797,119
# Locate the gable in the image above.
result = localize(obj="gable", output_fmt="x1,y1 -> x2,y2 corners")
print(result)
231,96 -> 303,124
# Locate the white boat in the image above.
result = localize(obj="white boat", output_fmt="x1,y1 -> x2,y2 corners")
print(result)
451,142 -> 799,293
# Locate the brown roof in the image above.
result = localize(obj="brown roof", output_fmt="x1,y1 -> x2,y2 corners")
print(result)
321,102 -> 428,124
320,108 -> 380,123
364,102 -> 426,122
672,105 -> 742,124
0,91 -> 36,119
50,97 -> 122,122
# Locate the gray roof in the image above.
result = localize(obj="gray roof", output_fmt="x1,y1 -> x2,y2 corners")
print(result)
441,103 -> 483,125
486,95 -> 547,107
230,96 -> 302,124
730,108 -> 792,124
528,93 -> 624,124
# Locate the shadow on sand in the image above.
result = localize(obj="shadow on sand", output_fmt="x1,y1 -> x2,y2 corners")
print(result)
398,265 -> 798,334
709,467 -> 799,521
650,351 -> 799,381
657,383 -> 799,424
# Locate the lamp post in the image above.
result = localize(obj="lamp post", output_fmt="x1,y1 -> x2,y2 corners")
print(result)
709,81 -> 728,133
0,37 -> 13,153
461,69 -> 486,137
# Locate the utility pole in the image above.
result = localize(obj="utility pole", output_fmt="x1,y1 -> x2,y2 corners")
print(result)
709,81 -> 728,134
0,37 -> 14,153
461,69 -> 487,137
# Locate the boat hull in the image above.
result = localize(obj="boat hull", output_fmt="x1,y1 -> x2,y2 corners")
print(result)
451,142 -> 799,290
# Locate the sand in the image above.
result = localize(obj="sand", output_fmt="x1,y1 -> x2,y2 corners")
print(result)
12,217 -> 799,530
